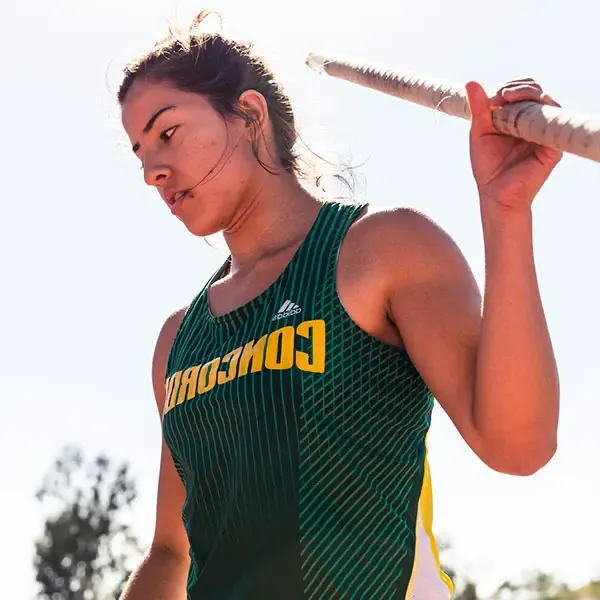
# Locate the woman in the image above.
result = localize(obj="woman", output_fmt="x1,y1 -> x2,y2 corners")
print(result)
119,11 -> 561,600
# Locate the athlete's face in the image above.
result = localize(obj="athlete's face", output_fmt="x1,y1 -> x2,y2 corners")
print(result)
121,78 -> 263,237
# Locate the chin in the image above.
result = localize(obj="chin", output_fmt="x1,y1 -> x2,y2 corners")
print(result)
180,213 -> 224,238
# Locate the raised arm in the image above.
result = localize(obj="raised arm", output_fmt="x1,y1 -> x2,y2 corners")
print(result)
377,207 -> 558,475
368,78 -> 562,476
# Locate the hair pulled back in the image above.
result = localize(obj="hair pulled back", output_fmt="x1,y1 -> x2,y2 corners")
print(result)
118,11 -> 300,176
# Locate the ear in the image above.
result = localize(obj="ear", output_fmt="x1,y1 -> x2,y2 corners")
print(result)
237,89 -> 269,132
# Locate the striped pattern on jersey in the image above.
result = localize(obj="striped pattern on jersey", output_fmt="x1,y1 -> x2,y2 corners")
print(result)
162,201 -> 452,599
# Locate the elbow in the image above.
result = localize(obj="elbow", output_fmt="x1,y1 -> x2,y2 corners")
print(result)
482,439 -> 557,477
148,541 -> 190,567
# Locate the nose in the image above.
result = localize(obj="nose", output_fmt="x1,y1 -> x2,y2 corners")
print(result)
143,162 -> 172,188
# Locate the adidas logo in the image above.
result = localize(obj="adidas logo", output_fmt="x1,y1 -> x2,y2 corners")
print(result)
272,299 -> 302,321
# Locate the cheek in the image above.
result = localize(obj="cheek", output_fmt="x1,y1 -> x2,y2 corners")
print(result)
180,124 -> 257,193
229,131 -> 262,176
214,133 -> 257,186
181,135 -> 222,171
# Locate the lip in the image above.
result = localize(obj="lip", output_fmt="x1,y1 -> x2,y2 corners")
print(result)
166,190 -> 189,215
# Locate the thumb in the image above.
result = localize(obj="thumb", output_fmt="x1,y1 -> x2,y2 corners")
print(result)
465,81 -> 493,134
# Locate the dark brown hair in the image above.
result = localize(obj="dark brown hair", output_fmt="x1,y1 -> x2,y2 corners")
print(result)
118,11 -> 299,177
117,11 -> 357,195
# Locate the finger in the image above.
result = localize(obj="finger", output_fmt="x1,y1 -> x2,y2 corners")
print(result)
488,92 -> 504,107
535,145 -> 563,168
489,83 -> 544,107
465,81 -> 494,133
502,78 -> 543,91
541,93 -> 562,108
494,88 -> 562,109
488,89 -> 540,108
501,87 -> 545,103
502,84 -> 543,97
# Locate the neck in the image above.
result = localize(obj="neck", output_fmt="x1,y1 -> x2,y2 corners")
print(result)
223,172 -> 323,271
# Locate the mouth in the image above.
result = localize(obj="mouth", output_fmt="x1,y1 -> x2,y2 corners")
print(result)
167,190 -> 190,214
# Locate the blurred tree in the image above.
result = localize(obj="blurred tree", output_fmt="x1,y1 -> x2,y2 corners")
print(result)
33,445 -> 143,600
438,536 -> 481,599
491,579 -> 521,600
574,580 -> 600,599
435,536 -> 598,600
491,571 -> 581,600
438,536 -> 456,583
455,581 -> 479,600
526,571 -> 561,599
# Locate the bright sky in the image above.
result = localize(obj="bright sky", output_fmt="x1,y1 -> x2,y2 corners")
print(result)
1,0 -> 599,597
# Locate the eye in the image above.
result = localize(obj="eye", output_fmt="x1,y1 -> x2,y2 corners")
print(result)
160,126 -> 178,142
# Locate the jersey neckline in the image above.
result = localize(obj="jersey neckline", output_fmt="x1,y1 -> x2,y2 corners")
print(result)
202,201 -> 329,328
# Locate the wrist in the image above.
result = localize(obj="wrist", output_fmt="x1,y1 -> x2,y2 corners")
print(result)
480,201 -> 534,263
480,200 -> 533,235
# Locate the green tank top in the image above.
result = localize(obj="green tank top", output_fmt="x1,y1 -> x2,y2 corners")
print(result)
162,201 -> 451,600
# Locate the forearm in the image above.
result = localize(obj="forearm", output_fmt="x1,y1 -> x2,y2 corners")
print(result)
121,546 -> 189,600
474,207 -> 559,473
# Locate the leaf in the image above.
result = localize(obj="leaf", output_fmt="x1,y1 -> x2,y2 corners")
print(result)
33,447 -> 145,599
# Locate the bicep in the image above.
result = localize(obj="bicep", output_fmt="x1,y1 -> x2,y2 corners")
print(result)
386,213 -> 485,456
150,310 -> 190,560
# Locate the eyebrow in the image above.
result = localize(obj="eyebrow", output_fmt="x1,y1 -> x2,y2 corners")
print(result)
132,105 -> 176,153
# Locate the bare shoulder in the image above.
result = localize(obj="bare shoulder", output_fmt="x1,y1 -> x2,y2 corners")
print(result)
337,204 -> 476,346
343,204 -> 474,286
347,204 -> 458,257
151,307 -> 188,412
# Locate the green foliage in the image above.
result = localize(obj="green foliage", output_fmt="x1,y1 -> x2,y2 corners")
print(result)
33,445 -> 143,600
456,581 -> 479,600
441,538 -> 599,600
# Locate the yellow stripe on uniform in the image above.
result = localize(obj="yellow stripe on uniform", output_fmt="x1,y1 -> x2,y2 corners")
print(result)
406,440 -> 453,599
